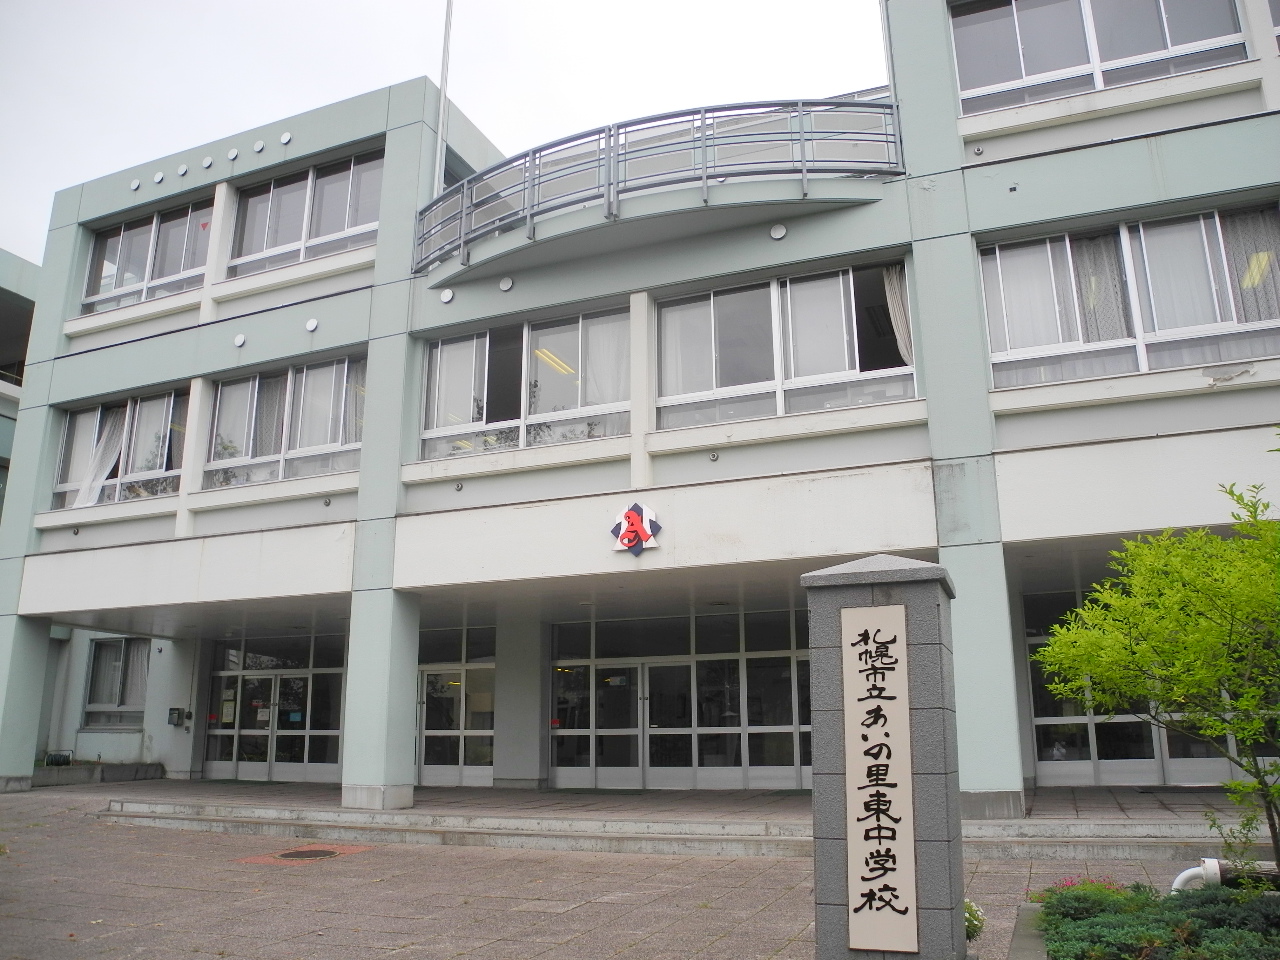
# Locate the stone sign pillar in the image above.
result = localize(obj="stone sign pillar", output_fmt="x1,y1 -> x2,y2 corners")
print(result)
802,554 -> 967,960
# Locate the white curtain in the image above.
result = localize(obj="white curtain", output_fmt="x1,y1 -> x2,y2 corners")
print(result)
72,406 -> 126,508
882,264 -> 913,364
1221,207 -> 1280,324
583,312 -> 630,406
1141,217 -> 1218,330
121,639 -> 150,707
1071,232 -> 1132,343
342,358 -> 367,444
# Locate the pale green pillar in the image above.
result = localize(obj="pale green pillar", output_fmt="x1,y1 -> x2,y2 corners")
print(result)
492,601 -> 548,788
0,616 -> 53,790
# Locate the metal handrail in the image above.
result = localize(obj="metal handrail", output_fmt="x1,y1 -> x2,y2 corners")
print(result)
414,99 -> 902,272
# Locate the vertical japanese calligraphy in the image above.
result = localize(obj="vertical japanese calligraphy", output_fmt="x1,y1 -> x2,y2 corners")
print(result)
842,605 -> 917,953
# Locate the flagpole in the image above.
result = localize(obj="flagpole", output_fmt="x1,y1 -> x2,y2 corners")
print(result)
432,0 -> 455,199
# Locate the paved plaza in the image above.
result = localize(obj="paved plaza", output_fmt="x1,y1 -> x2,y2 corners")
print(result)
1,785 -> 1195,959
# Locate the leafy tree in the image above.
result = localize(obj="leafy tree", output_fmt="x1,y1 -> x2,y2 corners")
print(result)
1034,483 -> 1280,863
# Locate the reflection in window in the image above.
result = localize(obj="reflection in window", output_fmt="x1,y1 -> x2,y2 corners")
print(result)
83,200 -> 213,313
1095,721 -> 1155,760
1035,723 -> 1091,761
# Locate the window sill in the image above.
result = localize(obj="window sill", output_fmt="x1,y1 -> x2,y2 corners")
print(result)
186,471 -> 359,512
402,436 -> 632,484
646,397 -> 928,455
957,58 -> 1264,141
64,288 -> 203,339
989,355 -> 1280,415
211,245 -> 376,307
34,496 -> 179,530
0,380 -> 21,404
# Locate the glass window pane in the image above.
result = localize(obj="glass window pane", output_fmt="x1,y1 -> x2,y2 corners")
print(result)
466,627 -> 496,663
151,208 -> 190,280
1028,652 -> 1084,716
748,731 -> 794,766
529,320 -> 581,415
659,296 -> 713,396
244,637 -> 310,670
464,668 -> 494,730
88,641 -> 123,704
1162,0 -> 1238,47
695,614 -> 739,654
698,732 -> 741,767
291,362 -> 340,450
485,325 -> 523,423
117,218 -> 153,289
239,677 -> 274,730
797,659 -> 810,725
647,664 -> 692,729
1220,207 -> 1280,325
1017,0 -> 1089,75
310,161 -> 352,240
1095,721 -> 1155,759
745,611 -> 791,652
554,665 -> 591,729
423,672 -> 461,730
999,241 -> 1065,348
308,735 -> 340,763
553,622 -> 591,659
851,267 -> 907,372
1141,217 -> 1218,330
464,735 -> 494,766
697,660 -> 741,727
207,675 -> 239,730
125,395 -> 170,474
746,657 -> 793,726
1048,237 -> 1080,342
350,151 -> 384,227
595,667 -> 637,728
582,311 -> 629,406
86,228 -> 122,297
981,249 -> 1009,353
237,734 -> 269,761
1091,0 -> 1167,61
423,736 -> 460,765
310,673 -> 342,730
555,735 -> 591,767
427,338 -> 484,430
211,379 -> 253,460
185,201 -> 214,271
276,677 -> 308,730
787,274 -> 850,377
1071,231 -> 1133,342
313,635 -> 345,668
649,733 -> 693,767
1035,723 -> 1091,760
951,0 -> 1024,90
168,394 -> 187,470
596,618 -> 689,658
1272,0 -> 1280,27
1166,725 -> 1228,759
59,409 -> 99,485
266,173 -> 309,249
418,629 -> 463,663
233,184 -> 272,258
596,734 -> 638,766
714,285 -> 774,388
342,358 -> 366,445
252,374 -> 288,458
795,609 -> 809,650
206,734 -> 235,760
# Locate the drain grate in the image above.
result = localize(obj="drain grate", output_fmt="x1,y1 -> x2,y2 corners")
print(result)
274,848 -> 340,860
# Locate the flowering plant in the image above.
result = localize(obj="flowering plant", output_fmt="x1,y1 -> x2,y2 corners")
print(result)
964,898 -> 985,941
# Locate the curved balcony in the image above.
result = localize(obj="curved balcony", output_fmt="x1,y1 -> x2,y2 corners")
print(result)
414,99 -> 902,272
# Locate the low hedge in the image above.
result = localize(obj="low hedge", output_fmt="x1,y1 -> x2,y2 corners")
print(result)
1034,877 -> 1280,960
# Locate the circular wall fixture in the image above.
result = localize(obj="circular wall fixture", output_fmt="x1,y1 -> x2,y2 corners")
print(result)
202,156 -> 213,169
280,132 -> 292,144
233,334 -> 246,347
709,452 -> 720,461
498,277 -> 513,292
973,146 -> 984,156
769,224 -> 787,240
153,172 -> 164,183
455,482 -> 464,491
323,498 -> 332,507
253,140 -> 265,153
227,148 -> 239,161
129,179 -> 140,191
177,164 -> 188,176
440,288 -> 455,303
305,318 -> 319,332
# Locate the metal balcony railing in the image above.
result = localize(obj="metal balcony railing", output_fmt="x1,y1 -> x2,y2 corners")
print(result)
414,99 -> 902,272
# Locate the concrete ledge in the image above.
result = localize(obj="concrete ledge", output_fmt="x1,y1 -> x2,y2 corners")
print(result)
963,790 -> 1026,820
31,763 -> 164,787
1,776 -> 32,793
1008,903 -> 1047,960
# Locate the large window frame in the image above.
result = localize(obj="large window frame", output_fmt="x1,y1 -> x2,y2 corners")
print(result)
950,0 -> 1249,116
53,390 -> 188,509
655,265 -> 915,430
421,310 -> 631,460
982,203 -> 1280,388
82,200 -> 214,314
205,356 -> 366,488
84,638 -> 150,728
227,150 -> 384,279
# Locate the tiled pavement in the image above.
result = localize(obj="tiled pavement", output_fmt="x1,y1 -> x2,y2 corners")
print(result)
0,785 -> 1213,959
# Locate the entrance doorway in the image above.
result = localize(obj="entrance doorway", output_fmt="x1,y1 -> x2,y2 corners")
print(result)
417,625 -> 496,787
550,610 -> 811,790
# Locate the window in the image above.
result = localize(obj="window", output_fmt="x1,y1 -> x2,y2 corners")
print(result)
983,204 -> 1280,387
53,391 -> 188,509
656,265 -> 913,429
418,626 -> 497,780
205,357 -> 365,487
422,310 -> 630,459
85,638 -> 150,727
228,150 -> 383,278
82,200 -> 213,313
950,0 -> 1247,115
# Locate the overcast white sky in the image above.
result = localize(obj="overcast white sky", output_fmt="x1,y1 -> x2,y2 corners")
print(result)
0,1 -> 887,266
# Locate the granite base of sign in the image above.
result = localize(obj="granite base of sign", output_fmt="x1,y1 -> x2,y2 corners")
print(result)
803,555 -> 966,960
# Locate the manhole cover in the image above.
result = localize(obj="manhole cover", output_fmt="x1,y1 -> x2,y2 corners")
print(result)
275,849 -> 340,860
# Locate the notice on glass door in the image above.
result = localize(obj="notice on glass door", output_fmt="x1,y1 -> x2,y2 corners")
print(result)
842,605 -> 917,953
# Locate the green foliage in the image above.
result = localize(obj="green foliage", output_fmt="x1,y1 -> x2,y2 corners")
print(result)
1034,482 -> 1280,860
1035,881 -> 1280,960
964,897 -> 985,941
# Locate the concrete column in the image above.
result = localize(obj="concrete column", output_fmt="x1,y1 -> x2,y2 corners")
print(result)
1239,0 -> 1280,110
492,600 -> 548,789
804,554 -> 967,960
341,587 -> 419,810
0,615 -> 53,791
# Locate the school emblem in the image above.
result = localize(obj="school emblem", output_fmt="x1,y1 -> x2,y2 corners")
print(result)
611,503 -> 660,556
